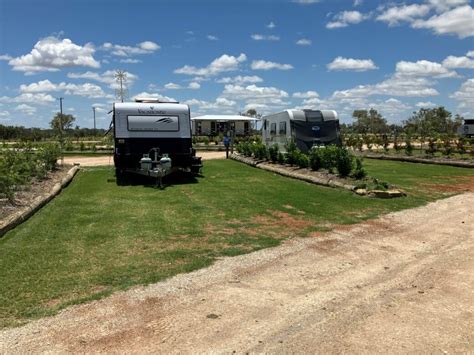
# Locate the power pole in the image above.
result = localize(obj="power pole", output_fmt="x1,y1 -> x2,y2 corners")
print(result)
58,97 -> 64,165
92,106 -> 96,135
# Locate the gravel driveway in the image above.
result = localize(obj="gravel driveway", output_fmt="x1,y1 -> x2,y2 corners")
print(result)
61,151 -> 226,167
1,193 -> 473,353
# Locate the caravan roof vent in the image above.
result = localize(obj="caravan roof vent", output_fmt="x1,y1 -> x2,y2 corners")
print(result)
134,97 -> 179,104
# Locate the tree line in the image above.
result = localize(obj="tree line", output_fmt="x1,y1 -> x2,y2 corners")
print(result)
1,113 -> 107,141
342,107 -> 464,137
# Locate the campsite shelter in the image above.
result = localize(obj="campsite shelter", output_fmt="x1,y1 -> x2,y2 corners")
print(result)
191,115 -> 260,136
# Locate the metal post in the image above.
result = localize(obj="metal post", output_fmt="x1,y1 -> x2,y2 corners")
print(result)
58,97 -> 64,165
92,107 -> 96,135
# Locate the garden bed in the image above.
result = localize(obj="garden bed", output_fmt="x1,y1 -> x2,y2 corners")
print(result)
0,165 -> 79,236
355,152 -> 474,168
230,154 -> 405,198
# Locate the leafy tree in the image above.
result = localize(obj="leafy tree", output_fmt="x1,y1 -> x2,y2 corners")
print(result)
352,109 -> 389,135
50,113 -> 76,132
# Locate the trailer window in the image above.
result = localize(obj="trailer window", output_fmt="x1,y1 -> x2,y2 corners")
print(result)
127,115 -> 179,131
279,121 -> 287,135
305,110 -> 323,123
270,123 -> 277,135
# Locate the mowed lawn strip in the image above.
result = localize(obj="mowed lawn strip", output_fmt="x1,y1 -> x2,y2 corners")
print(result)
1,159 -> 473,328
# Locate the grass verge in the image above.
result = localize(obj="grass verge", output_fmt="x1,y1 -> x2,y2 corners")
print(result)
1,159 -> 473,328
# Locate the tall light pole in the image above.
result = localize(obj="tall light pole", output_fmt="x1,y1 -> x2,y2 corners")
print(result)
92,106 -> 96,135
114,70 -> 128,103
58,97 -> 64,165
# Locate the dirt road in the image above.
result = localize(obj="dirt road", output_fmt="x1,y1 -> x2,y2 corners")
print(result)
61,151 -> 226,167
1,193 -> 473,353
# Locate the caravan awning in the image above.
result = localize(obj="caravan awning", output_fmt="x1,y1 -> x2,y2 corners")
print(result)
191,115 -> 260,122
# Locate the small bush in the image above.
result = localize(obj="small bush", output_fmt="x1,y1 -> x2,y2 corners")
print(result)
352,158 -> 366,180
335,147 -> 353,177
320,145 -> 339,172
426,137 -> 437,155
252,143 -> 268,160
404,137 -> 413,156
309,148 -> 322,171
268,144 -> 279,163
296,152 -> 309,168
39,144 -> 60,171
277,152 -> 285,164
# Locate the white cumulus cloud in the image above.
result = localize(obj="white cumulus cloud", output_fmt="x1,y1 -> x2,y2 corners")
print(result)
412,5 -> 474,38
67,70 -> 138,89
15,104 -> 36,115
395,60 -> 458,78
327,57 -> 378,71
251,60 -> 293,71
327,11 -> 369,29
251,34 -> 280,41
442,55 -> 474,69
296,38 -> 312,46
102,41 -> 160,56
174,53 -> 247,77
216,75 -> 264,84
293,91 -> 319,99
376,4 -> 431,26
450,78 -> 474,109
8,36 -> 100,74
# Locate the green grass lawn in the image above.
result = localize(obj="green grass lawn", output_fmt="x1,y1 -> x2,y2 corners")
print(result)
1,159 -> 473,328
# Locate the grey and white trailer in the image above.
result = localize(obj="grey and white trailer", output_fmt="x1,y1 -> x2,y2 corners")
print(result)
262,109 -> 342,153
113,98 -> 202,186
457,118 -> 474,137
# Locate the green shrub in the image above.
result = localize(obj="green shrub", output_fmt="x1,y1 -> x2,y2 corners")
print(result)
277,151 -> 285,164
404,137 -> 413,156
252,143 -> 268,160
308,147 -> 322,171
39,144 -> 60,171
296,153 -> 309,168
426,137 -> 437,155
320,145 -> 339,172
335,147 -> 353,177
352,158 -> 366,180
284,139 -> 299,165
268,144 -> 279,163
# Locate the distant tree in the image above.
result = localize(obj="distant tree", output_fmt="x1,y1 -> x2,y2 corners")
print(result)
404,107 -> 454,137
245,108 -> 257,117
352,109 -> 389,134
50,113 -> 75,132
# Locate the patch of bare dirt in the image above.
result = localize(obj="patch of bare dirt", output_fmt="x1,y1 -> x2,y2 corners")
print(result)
206,210 -> 315,240
1,193 -> 473,353
0,166 -> 72,222
418,175 -> 474,193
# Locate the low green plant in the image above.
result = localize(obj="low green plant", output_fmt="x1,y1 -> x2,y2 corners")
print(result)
404,136 -> 413,156
309,147 -> 322,171
352,157 -> 366,180
252,143 -> 268,160
296,152 -> 309,168
335,147 -> 353,177
277,151 -> 285,164
268,144 -> 279,163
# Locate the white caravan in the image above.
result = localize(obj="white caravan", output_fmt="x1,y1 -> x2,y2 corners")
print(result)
262,109 -> 341,153
113,98 -> 202,185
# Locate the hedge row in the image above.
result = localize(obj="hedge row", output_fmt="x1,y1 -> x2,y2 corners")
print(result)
237,140 -> 366,179
0,144 -> 60,202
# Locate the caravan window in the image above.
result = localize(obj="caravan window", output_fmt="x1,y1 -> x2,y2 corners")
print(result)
279,121 -> 287,135
305,110 -> 323,123
270,122 -> 276,135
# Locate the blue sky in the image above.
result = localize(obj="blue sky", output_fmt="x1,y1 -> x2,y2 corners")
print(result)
0,0 -> 473,128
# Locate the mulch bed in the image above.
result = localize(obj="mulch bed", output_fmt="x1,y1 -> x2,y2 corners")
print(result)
0,165 -> 72,223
